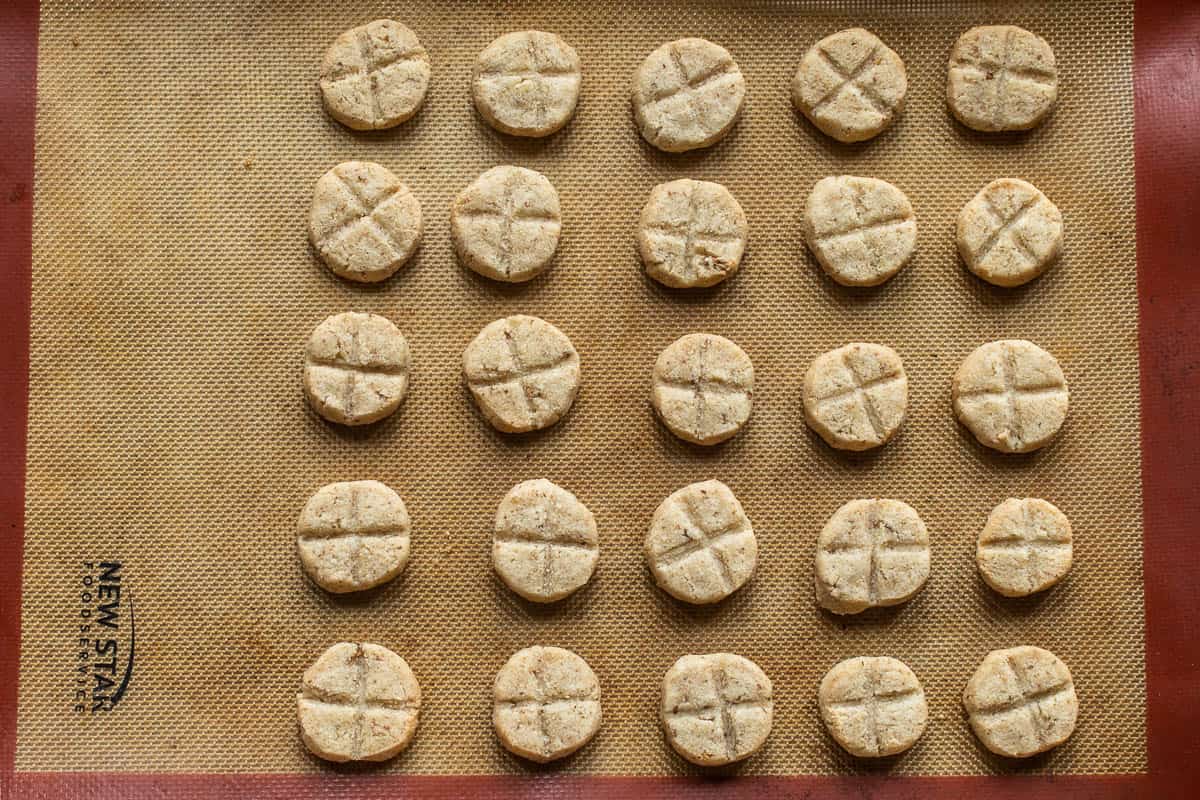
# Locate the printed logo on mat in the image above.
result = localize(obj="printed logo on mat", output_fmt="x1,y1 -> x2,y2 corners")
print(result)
75,561 -> 135,713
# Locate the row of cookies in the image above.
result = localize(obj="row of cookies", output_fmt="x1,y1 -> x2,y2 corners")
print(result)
318,21 -> 1058,146
297,642 -> 1077,765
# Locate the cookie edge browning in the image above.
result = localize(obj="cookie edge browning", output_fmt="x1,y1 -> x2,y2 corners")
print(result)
471,31 -> 582,138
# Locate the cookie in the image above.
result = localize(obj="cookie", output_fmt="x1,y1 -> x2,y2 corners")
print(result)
948,25 -> 1058,132
297,642 -> 421,762
493,479 -> 599,603
814,499 -> 930,615
308,161 -> 422,283
463,315 -> 580,433
493,645 -> 601,762
977,498 -> 1072,597
803,343 -> 907,451
303,312 -> 410,426
953,339 -> 1069,453
645,479 -> 756,605
632,38 -> 746,153
791,28 -> 907,143
638,179 -> 748,288
958,178 -> 1062,287
818,656 -> 928,757
660,653 -> 773,766
801,175 -> 917,286
451,166 -> 562,283
319,20 -> 431,131
650,333 -> 753,445
297,481 -> 411,593
963,645 -> 1077,758
472,31 -> 581,137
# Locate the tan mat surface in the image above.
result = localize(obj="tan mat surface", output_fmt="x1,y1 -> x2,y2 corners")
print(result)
19,0 -> 1141,776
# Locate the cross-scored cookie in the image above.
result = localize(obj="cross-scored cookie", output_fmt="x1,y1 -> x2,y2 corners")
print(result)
802,176 -> 917,287
819,656 -> 928,757
297,642 -> 421,762
493,646 -> 601,763
493,479 -> 599,603
792,28 -> 907,143
303,312 -> 410,426
814,498 -> 930,615
472,30 -> 581,137
309,161 -> 423,283
463,315 -> 580,433
297,480 -> 411,593
803,343 -> 908,450
451,166 -> 562,283
645,479 -> 756,605
638,179 -> 747,288
948,25 -> 1058,132
953,339 -> 1069,453
977,498 -> 1072,597
958,178 -> 1062,287
651,333 -> 754,445
632,38 -> 746,153
963,645 -> 1077,758
661,653 -> 773,766
319,19 -> 431,131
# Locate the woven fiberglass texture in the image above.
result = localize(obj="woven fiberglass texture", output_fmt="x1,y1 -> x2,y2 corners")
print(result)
19,0 -> 1142,776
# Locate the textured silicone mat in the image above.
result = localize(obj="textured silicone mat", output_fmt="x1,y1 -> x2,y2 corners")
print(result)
18,0 -> 1141,776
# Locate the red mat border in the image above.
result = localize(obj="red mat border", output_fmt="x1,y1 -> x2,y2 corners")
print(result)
2,1 -> 1198,797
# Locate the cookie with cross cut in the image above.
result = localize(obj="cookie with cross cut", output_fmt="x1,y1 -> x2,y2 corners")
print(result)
303,312 -> 410,426
964,645 -> 1077,758
463,315 -> 580,433
958,178 -> 1062,287
819,656 -> 928,757
814,499 -> 930,615
638,179 -> 747,288
645,479 -> 756,605
493,646 -> 602,762
651,333 -> 754,445
948,25 -> 1058,132
661,652 -> 773,766
309,161 -> 423,283
792,28 -> 907,143
297,480 -> 411,593
319,19 -> 431,131
493,479 -> 599,603
803,343 -> 908,451
977,498 -> 1072,597
297,642 -> 421,762
802,176 -> 917,287
632,38 -> 746,153
472,31 -> 581,137
953,339 -> 1069,453
451,166 -> 562,283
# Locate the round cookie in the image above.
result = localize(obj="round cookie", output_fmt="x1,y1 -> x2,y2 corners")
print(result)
650,333 -> 754,446
818,656 -> 928,757
297,642 -> 421,762
660,652 -> 773,766
952,339 -> 1069,453
308,161 -> 423,283
948,25 -> 1058,132
297,481 -> 411,593
638,179 -> 748,288
978,498 -> 1072,597
803,343 -> 908,451
792,28 -> 907,143
645,479 -> 756,605
963,645 -> 1077,758
463,315 -> 580,433
451,166 -> 562,283
632,38 -> 746,153
303,312 -> 410,426
493,646 -> 601,762
493,479 -> 599,603
472,31 -> 581,137
814,499 -> 930,615
958,178 -> 1062,287
319,19 -> 431,131
801,175 -> 917,286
